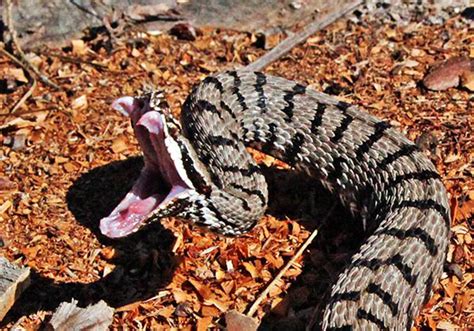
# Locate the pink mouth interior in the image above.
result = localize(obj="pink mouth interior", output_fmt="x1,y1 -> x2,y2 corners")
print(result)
99,97 -> 190,238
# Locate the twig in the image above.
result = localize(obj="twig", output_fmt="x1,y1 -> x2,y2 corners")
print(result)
0,47 -> 37,114
245,1 -> 362,72
42,51 -> 109,70
246,203 -> 337,317
4,0 -> 61,90
9,79 -> 37,114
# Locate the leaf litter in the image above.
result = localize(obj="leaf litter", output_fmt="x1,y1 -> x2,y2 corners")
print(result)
0,3 -> 472,330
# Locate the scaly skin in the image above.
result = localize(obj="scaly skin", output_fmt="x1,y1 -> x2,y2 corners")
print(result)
171,70 -> 450,330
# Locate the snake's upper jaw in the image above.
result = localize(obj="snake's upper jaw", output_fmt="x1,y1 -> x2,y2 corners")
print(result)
100,96 -> 196,238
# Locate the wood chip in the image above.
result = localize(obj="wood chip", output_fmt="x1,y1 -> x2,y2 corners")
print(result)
0,257 -> 31,321
46,299 -> 114,331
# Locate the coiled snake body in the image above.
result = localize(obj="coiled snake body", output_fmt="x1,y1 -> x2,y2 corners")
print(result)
100,70 -> 450,329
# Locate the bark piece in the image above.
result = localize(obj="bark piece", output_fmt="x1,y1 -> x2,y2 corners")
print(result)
0,257 -> 31,321
46,299 -> 114,331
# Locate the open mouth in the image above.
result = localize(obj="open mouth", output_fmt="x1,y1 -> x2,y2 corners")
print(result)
99,97 -> 193,238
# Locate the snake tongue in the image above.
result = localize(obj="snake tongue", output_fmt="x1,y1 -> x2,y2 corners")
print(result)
99,191 -> 164,238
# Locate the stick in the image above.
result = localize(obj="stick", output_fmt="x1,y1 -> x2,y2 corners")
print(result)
245,1 -> 362,72
42,52 -> 109,70
0,47 -> 37,114
246,203 -> 337,317
4,0 -> 61,90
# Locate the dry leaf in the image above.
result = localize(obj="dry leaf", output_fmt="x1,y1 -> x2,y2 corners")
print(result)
243,262 -> 259,278
188,278 -> 213,300
71,95 -> 88,111
196,316 -> 212,331
225,310 -> 258,331
0,177 -> 17,193
3,68 -> 28,83
71,39 -> 87,56
461,70 -> 474,91
423,56 -> 473,91
111,136 -> 128,154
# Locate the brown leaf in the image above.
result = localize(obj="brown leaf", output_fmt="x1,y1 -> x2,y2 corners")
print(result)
188,278 -> 213,300
71,40 -> 87,56
461,70 -> 474,91
156,306 -> 174,318
201,305 -> 220,317
111,136 -> 128,154
225,310 -> 258,331
0,177 -> 17,193
3,68 -> 28,83
423,56 -> 473,91
196,316 -> 212,331
243,262 -> 259,278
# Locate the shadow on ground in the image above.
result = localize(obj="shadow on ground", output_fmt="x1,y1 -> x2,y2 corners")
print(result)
259,166 -> 366,330
2,157 -> 178,326
2,157 -> 367,329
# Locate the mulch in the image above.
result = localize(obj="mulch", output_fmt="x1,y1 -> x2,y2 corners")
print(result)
0,5 -> 472,330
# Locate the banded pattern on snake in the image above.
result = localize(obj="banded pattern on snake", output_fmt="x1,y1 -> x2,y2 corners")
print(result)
99,70 -> 450,330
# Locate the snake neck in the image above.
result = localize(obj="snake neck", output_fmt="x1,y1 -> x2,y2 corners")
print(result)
180,70 -> 450,329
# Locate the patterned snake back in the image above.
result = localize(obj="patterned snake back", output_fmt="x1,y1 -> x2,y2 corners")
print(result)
131,70 -> 451,329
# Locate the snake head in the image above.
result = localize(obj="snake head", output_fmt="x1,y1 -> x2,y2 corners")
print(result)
100,93 -> 201,238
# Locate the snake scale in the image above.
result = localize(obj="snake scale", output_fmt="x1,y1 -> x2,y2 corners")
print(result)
100,70 -> 451,330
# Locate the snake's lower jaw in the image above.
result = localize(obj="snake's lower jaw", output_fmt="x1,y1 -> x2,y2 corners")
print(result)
99,184 -> 193,238
100,97 -> 195,238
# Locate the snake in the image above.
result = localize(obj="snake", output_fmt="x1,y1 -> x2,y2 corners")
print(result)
98,70 -> 450,330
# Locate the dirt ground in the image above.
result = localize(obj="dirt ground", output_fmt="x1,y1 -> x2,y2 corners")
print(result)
0,2 -> 472,330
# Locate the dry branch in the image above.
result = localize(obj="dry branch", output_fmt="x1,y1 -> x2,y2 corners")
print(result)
4,0 -> 61,90
245,0 -> 362,72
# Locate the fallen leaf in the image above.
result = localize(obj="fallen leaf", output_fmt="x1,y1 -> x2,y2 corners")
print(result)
423,56 -> 473,91
225,310 -> 258,331
156,306 -> 174,318
461,70 -> 474,91
3,67 -> 28,83
188,278 -> 213,300
201,305 -> 220,317
0,177 -> 17,193
196,316 -> 212,331
71,95 -> 88,111
243,262 -> 259,278
71,39 -> 87,56
437,320 -> 458,329
111,136 -> 128,154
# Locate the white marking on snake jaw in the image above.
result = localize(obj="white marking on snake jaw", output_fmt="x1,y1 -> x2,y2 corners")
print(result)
100,98 -> 196,238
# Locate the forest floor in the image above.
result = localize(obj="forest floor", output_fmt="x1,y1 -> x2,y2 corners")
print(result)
0,2 -> 472,330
